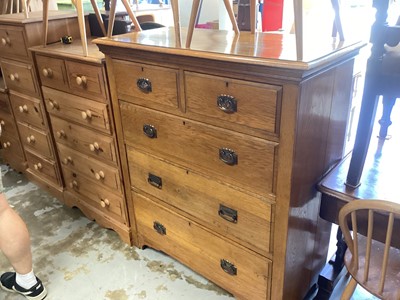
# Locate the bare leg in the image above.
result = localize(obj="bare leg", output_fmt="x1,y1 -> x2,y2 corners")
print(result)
0,193 -> 32,274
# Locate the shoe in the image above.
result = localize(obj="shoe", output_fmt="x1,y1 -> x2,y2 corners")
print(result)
0,272 -> 47,300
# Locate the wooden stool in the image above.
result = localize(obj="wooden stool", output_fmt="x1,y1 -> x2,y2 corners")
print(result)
186,0 -> 256,48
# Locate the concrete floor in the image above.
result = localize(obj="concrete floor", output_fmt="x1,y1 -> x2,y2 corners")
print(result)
0,164 -> 233,300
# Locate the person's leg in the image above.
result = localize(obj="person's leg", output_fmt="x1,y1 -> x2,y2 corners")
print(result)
0,193 -> 47,299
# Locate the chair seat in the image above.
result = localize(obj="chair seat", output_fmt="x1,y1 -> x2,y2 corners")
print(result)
344,235 -> 400,300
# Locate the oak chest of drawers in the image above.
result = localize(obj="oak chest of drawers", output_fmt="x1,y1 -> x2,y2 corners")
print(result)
96,29 -> 362,299
0,11 -> 87,195
31,40 -> 130,244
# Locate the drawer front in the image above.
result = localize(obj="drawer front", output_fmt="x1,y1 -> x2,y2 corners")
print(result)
128,147 -> 272,255
134,192 -> 270,300
50,116 -> 117,164
0,26 -> 28,60
35,55 -> 68,91
10,93 -> 46,129
0,113 -> 18,137
121,103 -> 277,196
185,72 -> 281,136
43,87 -> 111,133
113,59 -> 179,111
17,122 -> 54,158
65,60 -> 107,102
0,92 -> 12,114
63,167 -> 127,224
25,149 -> 61,186
57,143 -> 121,192
1,59 -> 39,97
0,134 -> 24,160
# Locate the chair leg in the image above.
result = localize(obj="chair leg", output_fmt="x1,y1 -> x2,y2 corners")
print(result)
378,96 -> 396,139
186,0 -> 201,48
340,277 -> 357,300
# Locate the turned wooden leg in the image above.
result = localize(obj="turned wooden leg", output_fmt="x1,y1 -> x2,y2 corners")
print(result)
90,0 -> 106,36
186,0 -> 201,48
223,0 -> 240,35
340,277 -> 357,300
170,0 -> 181,48
42,0 -> 49,46
378,96 -> 396,139
121,0 -> 142,32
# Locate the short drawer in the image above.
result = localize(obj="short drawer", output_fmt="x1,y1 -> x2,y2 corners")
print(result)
57,143 -> 121,192
63,167 -> 127,224
113,59 -> 179,111
43,86 -> 111,133
0,25 -> 28,60
65,60 -> 107,102
10,92 -> 46,129
128,147 -> 273,256
185,72 -> 281,137
0,91 -> 12,114
134,192 -> 271,300
0,113 -> 18,137
121,102 -> 277,196
25,149 -> 61,186
1,59 -> 39,97
17,122 -> 54,159
50,116 -> 117,164
35,55 -> 68,91
0,134 -> 24,160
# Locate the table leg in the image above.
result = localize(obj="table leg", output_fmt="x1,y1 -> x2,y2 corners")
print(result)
378,96 -> 396,139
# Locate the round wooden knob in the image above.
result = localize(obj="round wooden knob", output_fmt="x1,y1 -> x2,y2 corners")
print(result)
81,110 -> 92,120
9,73 -> 19,81
34,163 -> 42,170
69,180 -> 78,188
100,199 -> 110,207
89,142 -> 99,151
48,100 -> 59,110
56,130 -> 65,138
27,135 -> 35,143
76,76 -> 87,86
95,170 -> 105,180
3,142 -> 10,148
5,37 -> 10,44
1,38 -> 6,46
63,156 -> 72,165
0,120 -> 5,126
19,105 -> 28,113
42,68 -> 53,78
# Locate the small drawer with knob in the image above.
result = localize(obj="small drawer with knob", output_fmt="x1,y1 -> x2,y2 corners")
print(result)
50,116 -> 117,164
17,122 -> 54,158
112,59 -> 179,112
0,113 -> 18,138
185,72 -> 282,139
62,168 -> 127,224
24,149 -> 62,186
9,92 -> 46,129
0,26 -> 28,60
65,60 -> 107,102
1,59 -> 40,97
133,192 -> 271,300
0,134 -> 24,161
35,55 -> 68,91
57,143 -> 121,192
42,87 -> 110,133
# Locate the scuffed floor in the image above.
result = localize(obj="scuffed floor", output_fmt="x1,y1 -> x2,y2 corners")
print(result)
0,164 -> 234,300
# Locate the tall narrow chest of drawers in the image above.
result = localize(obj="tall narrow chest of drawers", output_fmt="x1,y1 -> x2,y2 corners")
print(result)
0,11 -> 86,196
31,40 -> 131,244
95,29 -> 363,299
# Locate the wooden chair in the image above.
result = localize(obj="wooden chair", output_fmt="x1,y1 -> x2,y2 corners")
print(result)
346,0 -> 400,188
338,199 -> 400,299
1,0 -> 29,16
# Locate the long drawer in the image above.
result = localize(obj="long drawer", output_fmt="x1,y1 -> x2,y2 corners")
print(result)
17,122 -> 54,159
121,102 -> 277,196
57,143 -> 121,192
128,147 -> 273,256
43,86 -> 111,134
185,71 -> 281,137
134,192 -> 271,300
9,92 -> 46,129
50,116 -> 117,164
63,167 -> 127,224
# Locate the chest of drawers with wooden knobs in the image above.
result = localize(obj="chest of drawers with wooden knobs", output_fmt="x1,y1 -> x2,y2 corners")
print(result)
95,29 -> 363,299
0,11 -> 87,196
30,40 -> 131,244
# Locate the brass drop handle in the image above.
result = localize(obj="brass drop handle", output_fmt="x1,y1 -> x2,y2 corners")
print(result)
95,170 -> 105,180
63,156 -> 73,165
34,163 -> 42,170
9,73 -> 19,81
89,142 -> 100,151
48,100 -> 59,110
26,135 -> 35,143
3,141 -> 11,148
56,130 -> 66,138
76,75 -> 87,86
69,180 -> 78,188
18,105 -> 28,113
42,68 -> 53,78
100,198 -> 110,208
81,110 -> 92,120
